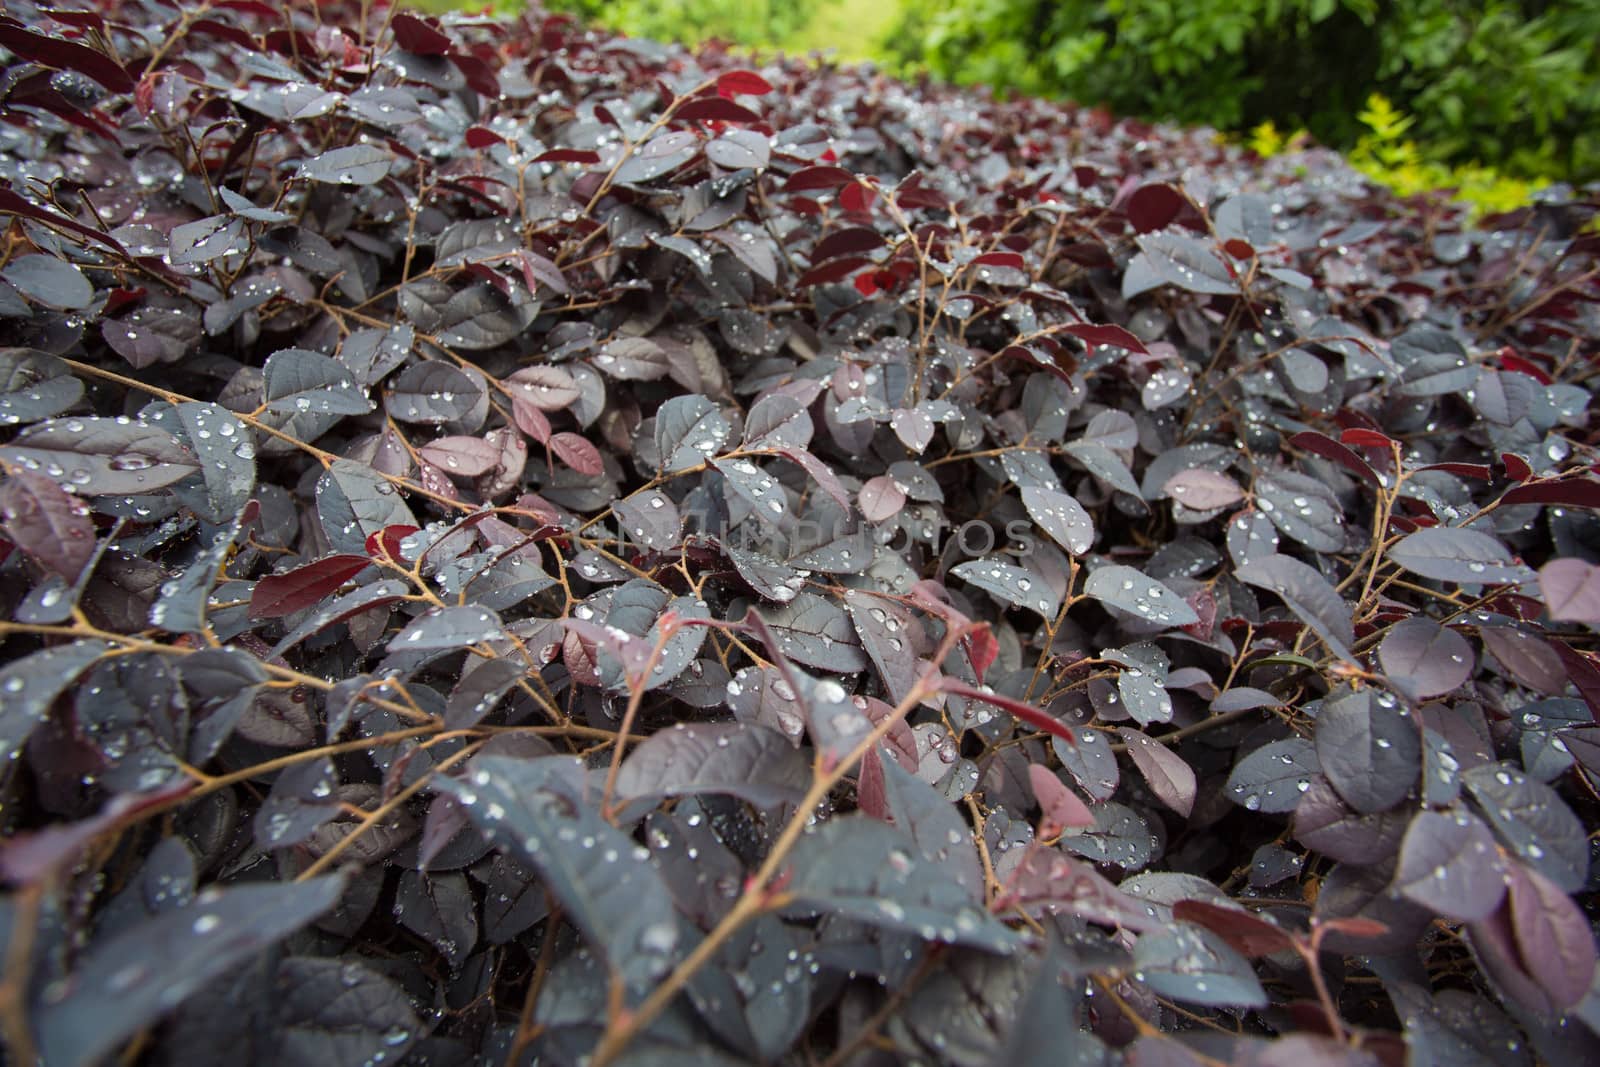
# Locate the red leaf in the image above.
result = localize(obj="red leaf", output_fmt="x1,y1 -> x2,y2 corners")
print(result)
675,97 -> 762,124
1502,477 -> 1600,509
970,251 -> 1025,271
1028,764 -> 1095,832
1172,899 -> 1297,957
857,475 -> 905,523
784,165 -> 855,192
1125,181 -> 1186,234
1340,428 -> 1397,449
366,525 -> 421,563
717,70 -> 775,96
852,272 -> 878,296
857,747 -> 887,819
963,625 -> 999,684
1501,452 -> 1534,483
1290,430 -> 1379,485
812,226 -> 885,262
550,432 -> 603,476
250,554 -> 374,619
465,125 -> 504,148
0,19 -> 133,92
798,255 -> 869,287
532,148 -> 601,165
1497,348 -> 1553,384
391,12 -> 453,55
1057,322 -> 1148,355
511,397 -> 552,444
0,469 -> 95,581
840,182 -> 877,213
938,676 -> 1076,744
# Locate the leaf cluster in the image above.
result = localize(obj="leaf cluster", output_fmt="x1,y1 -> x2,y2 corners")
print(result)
0,2 -> 1598,1065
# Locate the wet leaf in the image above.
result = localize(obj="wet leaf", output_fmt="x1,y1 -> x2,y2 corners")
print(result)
0,468 -> 94,580
297,144 -> 393,185
0,417 -> 200,496
782,815 -> 1022,953
0,640 -> 109,767
1379,616 -> 1474,699
1389,527 -> 1534,585
1394,809 -> 1509,921
615,722 -> 808,807
1226,738 -> 1319,814
2,254 -> 92,310
1020,486 -> 1095,555
1133,923 -> 1267,1007
1119,729 -> 1197,817
952,558 -> 1061,618
434,755 -> 685,990
1084,565 -> 1198,627
33,875 -> 347,1067
1463,763 -> 1588,891
1314,688 -> 1420,813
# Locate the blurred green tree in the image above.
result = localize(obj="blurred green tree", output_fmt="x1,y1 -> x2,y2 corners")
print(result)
881,0 -> 1600,182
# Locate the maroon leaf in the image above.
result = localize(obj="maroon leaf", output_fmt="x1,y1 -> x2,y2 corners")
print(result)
390,11 -> 452,55
1289,430 -> 1380,485
858,475 -> 905,523
1507,862 -> 1598,1009
550,432 -> 603,476
1118,728 -> 1197,817
1171,899 -> 1296,957
532,149 -> 601,165
675,97 -> 762,123
812,226 -> 885,262
0,469 -> 95,581
784,165 -> 855,192
1538,558 -> 1600,623
1502,477 -> 1600,508
1057,322 -> 1149,355
1028,763 -> 1095,832
797,255 -> 870,287
938,676 -> 1076,744
251,555 -> 373,619
1125,181 -> 1186,233
0,19 -> 133,92
1162,468 -> 1244,509
717,70 -> 775,95
418,436 -> 500,478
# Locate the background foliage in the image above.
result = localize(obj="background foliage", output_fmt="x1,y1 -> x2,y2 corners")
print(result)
881,0 -> 1600,185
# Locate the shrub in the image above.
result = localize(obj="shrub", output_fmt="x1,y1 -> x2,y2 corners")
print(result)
1,2 -> 1599,1065
883,0 -> 1600,183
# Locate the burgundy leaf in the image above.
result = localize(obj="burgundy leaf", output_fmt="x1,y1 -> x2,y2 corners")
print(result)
1538,558 -> 1600,623
717,70 -> 775,95
0,469 -> 94,581
550,432 -> 603,476
857,475 -> 905,523
250,555 -> 373,619
1028,763 -> 1095,832
1171,900 -> 1296,958
1118,728 -> 1197,817
675,97 -> 762,123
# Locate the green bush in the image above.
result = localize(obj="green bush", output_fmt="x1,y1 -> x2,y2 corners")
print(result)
882,0 -> 1600,183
